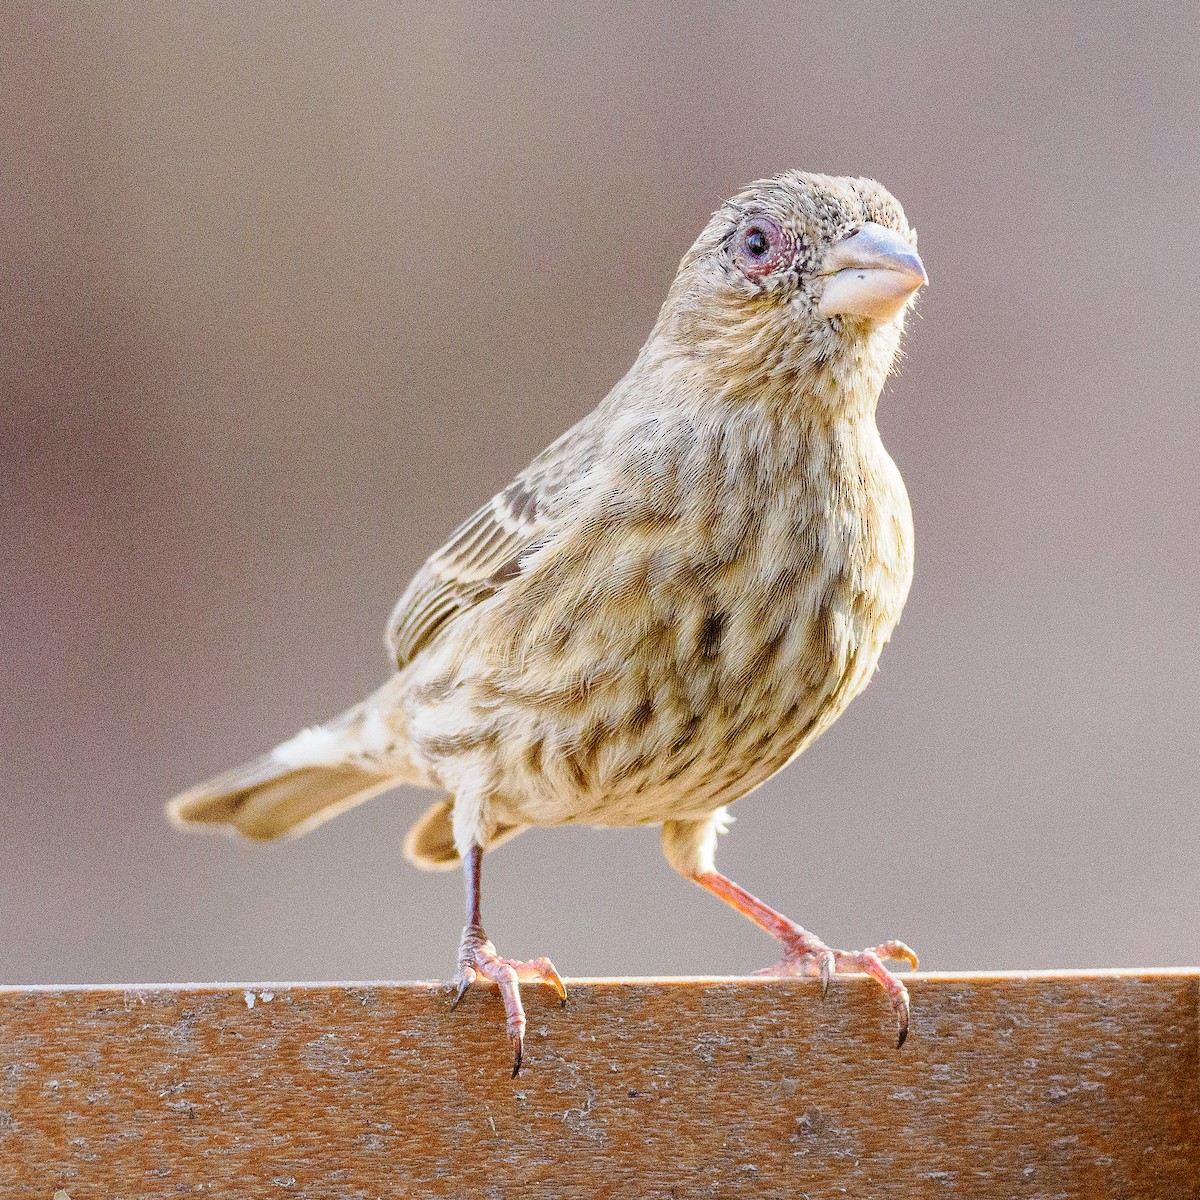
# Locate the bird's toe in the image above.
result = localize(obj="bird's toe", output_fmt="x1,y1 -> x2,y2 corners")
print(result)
450,930 -> 567,1075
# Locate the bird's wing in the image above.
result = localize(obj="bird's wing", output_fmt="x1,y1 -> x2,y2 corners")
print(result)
387,422 -> 593,668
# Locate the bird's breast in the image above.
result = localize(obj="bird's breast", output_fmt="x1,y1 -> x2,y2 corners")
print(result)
406,414 -> 914,828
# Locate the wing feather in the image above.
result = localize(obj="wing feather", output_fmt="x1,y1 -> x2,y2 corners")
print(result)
387,411 -> 607,667
387,478 -> 548,666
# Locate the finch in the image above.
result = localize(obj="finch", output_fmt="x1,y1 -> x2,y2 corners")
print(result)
168,170 -> 928,1074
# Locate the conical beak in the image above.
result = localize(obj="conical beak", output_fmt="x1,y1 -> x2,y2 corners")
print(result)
817,222 -> 928,322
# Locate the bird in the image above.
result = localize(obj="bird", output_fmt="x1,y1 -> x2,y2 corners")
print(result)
168,169 -> 928,1075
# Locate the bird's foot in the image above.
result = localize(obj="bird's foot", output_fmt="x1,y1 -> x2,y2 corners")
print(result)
451,924 -> 567,1076
754,930 -> 919,1047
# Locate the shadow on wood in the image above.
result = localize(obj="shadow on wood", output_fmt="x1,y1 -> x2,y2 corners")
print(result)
1,971 -> 1197,1198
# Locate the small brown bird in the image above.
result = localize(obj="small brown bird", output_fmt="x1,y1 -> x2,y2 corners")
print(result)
169,170 -> 927,1074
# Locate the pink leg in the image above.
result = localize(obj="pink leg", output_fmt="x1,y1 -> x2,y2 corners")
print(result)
450,844 -> 566,1076
694,870 -> 918,1047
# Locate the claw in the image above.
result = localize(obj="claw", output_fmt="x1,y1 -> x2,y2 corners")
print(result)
453,932 -> 564,1076
875,940 -> 920,971
819,951 -> 834,998
754,932 -> 917,1048
894,979 -> 911,1048
689,870 -> 916,1050
450,976 -> 472,1011
525,957 -> 568,1006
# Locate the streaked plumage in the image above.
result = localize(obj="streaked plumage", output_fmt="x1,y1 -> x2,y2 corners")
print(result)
168,170 -> 928,1072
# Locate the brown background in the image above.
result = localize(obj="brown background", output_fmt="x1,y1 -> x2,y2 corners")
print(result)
2,3 -> 1198,988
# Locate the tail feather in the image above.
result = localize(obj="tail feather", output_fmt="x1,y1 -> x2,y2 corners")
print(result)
402,798 -> 527,871
167,755 -> 396,842
168,681 -> 422,841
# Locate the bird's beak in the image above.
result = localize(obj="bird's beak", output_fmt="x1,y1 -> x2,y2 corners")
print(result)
817,222 -> 928,322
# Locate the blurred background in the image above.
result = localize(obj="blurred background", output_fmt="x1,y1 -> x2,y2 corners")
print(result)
3,2 -> 1198,987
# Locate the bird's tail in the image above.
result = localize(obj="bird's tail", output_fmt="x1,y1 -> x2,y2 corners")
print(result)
167,685 -> 420,841
167,756 -> 398,842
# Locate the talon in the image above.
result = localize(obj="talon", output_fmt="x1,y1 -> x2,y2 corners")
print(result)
543,961 -> 569,1005
451,976 -> 471,1010
875,940 -> 919,971
896,990 -> 910,1047
453,930 -> 564,1076
690,870 -> 917,1051
752,930 -> 918,1047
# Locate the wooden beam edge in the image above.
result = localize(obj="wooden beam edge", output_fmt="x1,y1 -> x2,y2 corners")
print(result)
2,967 -> 1198,996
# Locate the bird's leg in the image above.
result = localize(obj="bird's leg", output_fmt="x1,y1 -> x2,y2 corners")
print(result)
692,869 -> 918,1047
450,843 -> 567,1076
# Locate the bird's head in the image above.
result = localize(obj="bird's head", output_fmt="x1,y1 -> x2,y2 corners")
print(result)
651,171 -> 926,416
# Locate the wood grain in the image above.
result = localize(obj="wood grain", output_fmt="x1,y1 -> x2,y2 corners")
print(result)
1,972 -> 1196,1198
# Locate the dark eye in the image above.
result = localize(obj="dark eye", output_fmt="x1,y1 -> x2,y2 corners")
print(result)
732,215 -> 790,280
745,227 -> 770,257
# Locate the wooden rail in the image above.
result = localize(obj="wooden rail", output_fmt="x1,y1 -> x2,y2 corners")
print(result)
1,971 -> 1196,1197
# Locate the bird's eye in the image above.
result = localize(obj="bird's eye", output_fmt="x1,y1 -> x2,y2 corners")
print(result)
733,215 -> 790,280
745,227 -> 770,257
